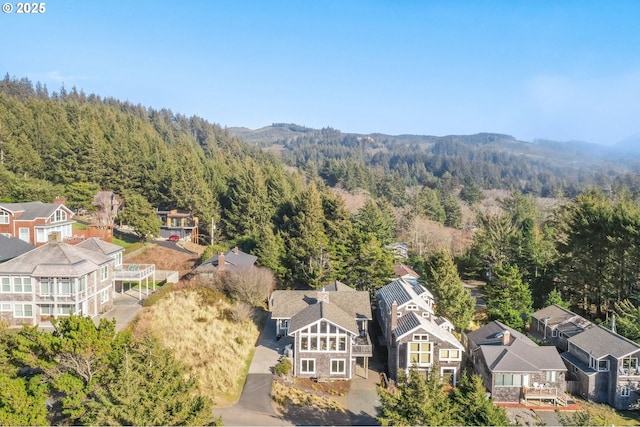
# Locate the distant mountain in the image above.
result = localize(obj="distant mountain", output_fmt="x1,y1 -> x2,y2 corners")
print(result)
228,124 -> 640,199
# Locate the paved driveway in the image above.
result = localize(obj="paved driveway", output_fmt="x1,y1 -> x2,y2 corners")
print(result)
95,290 -> 144,331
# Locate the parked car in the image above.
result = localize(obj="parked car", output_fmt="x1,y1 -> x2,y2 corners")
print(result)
168,235 -> 180,242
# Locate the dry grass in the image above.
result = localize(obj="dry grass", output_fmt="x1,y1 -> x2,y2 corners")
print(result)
134,289 -> 259,403
272,380 -> 345,411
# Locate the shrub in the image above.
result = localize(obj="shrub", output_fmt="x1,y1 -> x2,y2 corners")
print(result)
274,358 -> 292,377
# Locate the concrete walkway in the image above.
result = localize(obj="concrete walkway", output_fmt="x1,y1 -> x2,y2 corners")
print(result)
95,289 -> 146,331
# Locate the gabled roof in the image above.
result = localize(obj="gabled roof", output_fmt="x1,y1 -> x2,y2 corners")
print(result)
0,235 -> 35,262
195,247 -> 257,272
394,263 -> 420,279
323,280 -> 355,292
270,287 -> 372,320
466,320 -> 535,347
393,312 -> 464,350
287,301 -> 359,336
377,278 -> 433,312
568,324 -> 640,359
0,201 -> 74,221
469,321 -> 566,373
531,304 -> 591,337
75,237 -> 123,256
0,241 -> 112,277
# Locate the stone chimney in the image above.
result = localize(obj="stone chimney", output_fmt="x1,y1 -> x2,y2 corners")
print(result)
502,330 -> 511,346
390,301 -> 398,331
217,252 -> 225,271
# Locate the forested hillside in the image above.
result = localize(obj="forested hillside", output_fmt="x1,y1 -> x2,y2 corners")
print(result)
230,123 -> 640,204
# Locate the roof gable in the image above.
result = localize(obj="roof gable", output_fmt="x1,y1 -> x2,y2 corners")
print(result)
76,237 -> 123,256
394,312 -> 464,350
287,302 -> 359,335
377,278 -> 433,312
0,202 -> 74,221
568,324 -> 640,359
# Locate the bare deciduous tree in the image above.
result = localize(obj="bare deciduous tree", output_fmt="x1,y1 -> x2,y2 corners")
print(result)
221,266 -> 275,308
93,190 -> 122,228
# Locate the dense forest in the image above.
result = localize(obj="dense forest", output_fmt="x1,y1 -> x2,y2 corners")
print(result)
230,123 -> 640,204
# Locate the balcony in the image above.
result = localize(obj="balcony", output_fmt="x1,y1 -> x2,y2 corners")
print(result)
352,333 -> 373,357
114,264 -> 155,281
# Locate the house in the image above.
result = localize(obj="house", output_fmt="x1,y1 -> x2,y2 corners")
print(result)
532,305 -> 640,410
393,263 -> 420,281
155,209 -> 199,243
465,320 -> 568,405
0,235 -> 35,262
0,199 -> 75,246
269,281 -> 373,380
377,278 -> 464,385
0,239 -> 123,326
193,247 -> 258,277
385,242 -> 409,259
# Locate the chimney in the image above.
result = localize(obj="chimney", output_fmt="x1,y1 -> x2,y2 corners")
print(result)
317,288 -> 329,304
53,196 -> 66,205
390,301 -> 398,332
217,252 -> 225,271
48,231 -> 62,243
233,247 -> 239,254
502,330 -> 511,346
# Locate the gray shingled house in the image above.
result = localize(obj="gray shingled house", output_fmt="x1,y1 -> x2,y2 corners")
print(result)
531,305 -> 640,410
269,281 -> 373,380
377,278 -> 464,385
0,239 -> 122,326
465,320 -> 568,405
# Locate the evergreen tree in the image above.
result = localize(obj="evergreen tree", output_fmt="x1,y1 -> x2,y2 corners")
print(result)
450,372 -> 510,426
614,299 -> 640,343
424,250 -> 475,331
378,367 -> 454,426
484,263 -> 533,331
82,334 -> 213,426
344,231 -> 394,296
353,198 -> 396,245
544,288 -> 570,309
119,192 -> 161,241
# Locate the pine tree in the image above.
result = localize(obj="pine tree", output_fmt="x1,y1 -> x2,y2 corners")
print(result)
451,372 -> 510,426
425,250 -> 474,331
484,263 -> 533,331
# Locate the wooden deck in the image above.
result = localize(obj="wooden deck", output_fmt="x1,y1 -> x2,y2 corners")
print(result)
522,386 -> 568,406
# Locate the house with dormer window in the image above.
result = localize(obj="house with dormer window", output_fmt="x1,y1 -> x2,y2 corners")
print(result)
269,281 -> 373,380
531,305 -> 640,410
377,278 -> 464,385
0,199 -> 75,246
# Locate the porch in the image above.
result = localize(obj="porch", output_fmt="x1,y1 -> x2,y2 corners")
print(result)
522,385 -> 569,406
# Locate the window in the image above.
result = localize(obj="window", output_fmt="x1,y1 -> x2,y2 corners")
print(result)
1,278 -> 10,293
298,321 -> 348,353
14,304 -> 33,318
13,277 -> 32,293
406,304 -> 418,311
622,358 -> 638,371
300,359 -> 315,374
52,209 -> 67,222
58,305 -> 73,315
331,359 -> 346,375
590,357 -> 610,372
0,303 -> 10,311
40,305 -> 52,315
621,386 -> 631,397
113,252 -> 122,267
40,278 -> 53,296
0,211 -> 9,224
100,288 -> 109,303
413,334 -> 429,341
439,349 -> 462,361
58,279 -> 71,296
409,342 -> 432,365
546,371 -> 557,383
495,374 -> 522,387
552,329 -> 558,337
100,265 -> 108,281
441,367 -> 456,385
18,227 -> 30,243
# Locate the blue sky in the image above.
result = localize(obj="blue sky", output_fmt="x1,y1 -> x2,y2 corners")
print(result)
2,1 -> 640,144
